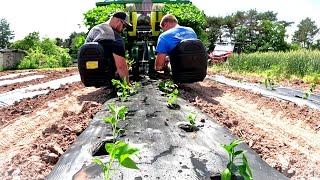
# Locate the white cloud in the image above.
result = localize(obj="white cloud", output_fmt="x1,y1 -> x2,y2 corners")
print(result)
0,0 -> 319,41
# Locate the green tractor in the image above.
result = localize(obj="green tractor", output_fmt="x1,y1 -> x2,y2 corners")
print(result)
78,0 -> 207,87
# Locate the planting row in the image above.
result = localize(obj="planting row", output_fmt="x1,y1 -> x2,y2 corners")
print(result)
48,79 -> 287,180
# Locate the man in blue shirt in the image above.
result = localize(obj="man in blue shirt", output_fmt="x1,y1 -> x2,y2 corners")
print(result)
155,14 -> 197,71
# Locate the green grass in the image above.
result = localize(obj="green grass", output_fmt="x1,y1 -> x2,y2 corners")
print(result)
211,50 -> 320,83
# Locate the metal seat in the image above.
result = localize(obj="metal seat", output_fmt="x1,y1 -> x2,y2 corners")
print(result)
77,41 -> 116,87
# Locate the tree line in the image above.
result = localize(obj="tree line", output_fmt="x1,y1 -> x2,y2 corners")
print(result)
206,9 -> 319,53
1,8 -> 319,55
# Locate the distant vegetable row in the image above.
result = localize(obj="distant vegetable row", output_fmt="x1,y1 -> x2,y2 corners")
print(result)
216,50 -> 320,82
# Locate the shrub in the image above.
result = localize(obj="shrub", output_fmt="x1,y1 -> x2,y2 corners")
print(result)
15,35 -> 72,69
83,4 -> 125,30
18,44 -> 72,69
11,32 -> 40,51
162,3 -> 207,40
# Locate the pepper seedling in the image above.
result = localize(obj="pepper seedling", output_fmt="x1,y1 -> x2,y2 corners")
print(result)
264,77 -> 275,90
103,103 -> 128,140
167,88 -> 179,108
112,79 -> 141,101
158,80 -> 177,94
221,139 -> 253,180
93,140 -> 139,180
93,103 -> 139,180
186,112 -> 197,130
303,83 -> 316,99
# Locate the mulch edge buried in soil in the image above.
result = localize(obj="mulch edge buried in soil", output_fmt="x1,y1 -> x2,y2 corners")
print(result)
47,79 -> 287,180
208,75 -> 320,110
0,68 -> 79,94
0,86 -> 112,180
0,82 -> 84,129
179,80 -> 320,178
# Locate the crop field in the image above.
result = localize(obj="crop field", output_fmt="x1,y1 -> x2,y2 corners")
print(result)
214,50 -> 320,82
0,66 -> 319,179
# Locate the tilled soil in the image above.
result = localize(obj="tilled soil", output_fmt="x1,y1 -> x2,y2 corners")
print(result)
180,79 -> 320,179
1,69 -> 320,179
0,68 -> 78,93
0,70 -> 111,179
209,70 -> 320,93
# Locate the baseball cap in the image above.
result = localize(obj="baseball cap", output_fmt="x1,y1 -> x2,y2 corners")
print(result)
112,12 -> 132,27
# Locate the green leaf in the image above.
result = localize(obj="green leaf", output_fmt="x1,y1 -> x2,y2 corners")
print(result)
92,157 -> 107,172
92,157 -> 104,168
120,157 -> 139,169
104,116 -> 115,124
234,150 -> 244,157
186,112 -> 197,125
120,146 -> 139,157
172,89 -> 179,95
118,106 -> 128,120
108,103 -> 116,114
221,168 -> 232,180
242,154 -> 253,178
230,139 -> 243,149
116,141 -> 139,156
239,164 -> 253,180
221,144 -> 232,153
106,143 -> 116,158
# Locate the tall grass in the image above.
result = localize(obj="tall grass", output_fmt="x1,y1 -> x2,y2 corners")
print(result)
221,50 -> 320,80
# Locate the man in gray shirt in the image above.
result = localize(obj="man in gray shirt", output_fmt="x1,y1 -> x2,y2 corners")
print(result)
86,12 -> 131,82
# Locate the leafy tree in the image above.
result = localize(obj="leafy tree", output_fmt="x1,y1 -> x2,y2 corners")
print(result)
69,32 -> 86,58
161,3 -> 207,38
0,18 -> 14,49
256,20 -> 288,51
206,16 -> 224,50
207,9 -> 291,52
83,4 -> 125,30
55,37 -> 64,47
292,17 -> 319,48
18,38 -> 72,69
11,32 -> 72,69
83,3 -> 206,40
311,39 -> 320,50
11,32 -> 40,51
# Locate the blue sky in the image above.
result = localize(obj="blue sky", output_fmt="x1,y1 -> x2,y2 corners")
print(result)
0,0 -> 319,41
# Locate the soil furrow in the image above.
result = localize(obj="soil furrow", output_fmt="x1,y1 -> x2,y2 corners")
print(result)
0,84 -> 110,179
180,80 -> 320,179
0,68 -> 78,93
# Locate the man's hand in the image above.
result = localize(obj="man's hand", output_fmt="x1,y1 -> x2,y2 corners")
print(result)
113,53 -> 129,82
155,53 -> 167,71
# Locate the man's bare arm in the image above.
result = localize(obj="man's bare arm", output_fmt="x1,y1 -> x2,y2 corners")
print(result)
113,53 -> 129,82
155,53 -> 167,71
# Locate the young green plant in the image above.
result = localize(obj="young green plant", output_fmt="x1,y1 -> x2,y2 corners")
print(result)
93,140 -> 139,180
112,79 -> 141,101
93,103 -> 139,180
221,139 -> 253,180
167,88 -> 179,108
103,103 -> 128,140
303,83 -> 316,99
186,112 -> 197,130
264,77 -> 275,90
158,80 -> 177,94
